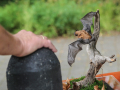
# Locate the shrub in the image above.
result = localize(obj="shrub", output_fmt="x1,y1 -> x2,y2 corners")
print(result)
0,0 -> 120,38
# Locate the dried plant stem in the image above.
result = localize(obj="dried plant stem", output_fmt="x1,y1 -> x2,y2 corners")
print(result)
69,10 -> 116,90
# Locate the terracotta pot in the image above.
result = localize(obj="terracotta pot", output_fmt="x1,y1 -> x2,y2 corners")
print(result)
96,72 -> 120,90
62,72 -> 120,90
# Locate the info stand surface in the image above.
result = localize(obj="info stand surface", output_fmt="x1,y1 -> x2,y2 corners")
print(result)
6,48 -> 62,90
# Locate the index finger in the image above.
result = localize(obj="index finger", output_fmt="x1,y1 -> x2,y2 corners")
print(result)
47,40 -> 57,52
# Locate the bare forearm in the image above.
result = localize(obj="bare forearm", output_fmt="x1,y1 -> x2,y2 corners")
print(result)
0,25 -> 22,56
0,25 -> 57,57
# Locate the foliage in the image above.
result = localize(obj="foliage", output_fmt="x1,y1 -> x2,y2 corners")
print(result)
0,0 -> 120,38
70,76 -> 107,90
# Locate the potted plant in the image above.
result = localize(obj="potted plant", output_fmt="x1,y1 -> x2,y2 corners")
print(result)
63,10 -> 117,90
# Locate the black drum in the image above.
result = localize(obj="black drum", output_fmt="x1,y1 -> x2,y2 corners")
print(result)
6,48 -> 62,90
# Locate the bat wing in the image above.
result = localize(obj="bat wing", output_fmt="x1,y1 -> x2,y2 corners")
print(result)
67,39 -> 83,66
81,12 -> 97,35
67,37 -> 95,66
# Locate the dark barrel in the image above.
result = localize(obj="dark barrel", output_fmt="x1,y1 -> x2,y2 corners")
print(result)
6,48 -> 62,90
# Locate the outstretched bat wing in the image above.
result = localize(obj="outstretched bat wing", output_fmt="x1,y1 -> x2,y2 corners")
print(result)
67,39 -> 83,66
67,37 -> 95,66
81,12 -> 97,35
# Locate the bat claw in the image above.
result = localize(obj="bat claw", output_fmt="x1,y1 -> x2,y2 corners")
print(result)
97,10 -> 99,13
90,61 -> 93,64
110,55 -> 115,58
111,58 -> 116,62
91,36 -> 95,41
114,58 -> 116,61
68,62 -> 72,67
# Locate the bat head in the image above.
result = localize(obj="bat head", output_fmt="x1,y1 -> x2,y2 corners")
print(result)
74,30 -> 92,39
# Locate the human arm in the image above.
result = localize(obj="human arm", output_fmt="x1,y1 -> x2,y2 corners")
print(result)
0,25 -> 57,57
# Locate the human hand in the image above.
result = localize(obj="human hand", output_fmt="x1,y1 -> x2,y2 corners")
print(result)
14,30 -> 57,57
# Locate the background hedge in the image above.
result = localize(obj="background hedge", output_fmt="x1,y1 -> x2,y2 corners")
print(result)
0,0 -> 120,38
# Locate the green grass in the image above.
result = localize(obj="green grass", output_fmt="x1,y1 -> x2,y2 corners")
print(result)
70,76 -> 107,90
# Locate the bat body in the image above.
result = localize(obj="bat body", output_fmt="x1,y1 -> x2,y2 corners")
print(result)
68,37 -> 95,66
68,12 -> 97,66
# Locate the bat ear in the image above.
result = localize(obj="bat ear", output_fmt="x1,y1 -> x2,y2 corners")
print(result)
74,32 -> 78,36
74,30 -> 78,36
74,33 -> 78,36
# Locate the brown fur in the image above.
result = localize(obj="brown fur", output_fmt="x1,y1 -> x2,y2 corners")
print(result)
75,30 -> 92,39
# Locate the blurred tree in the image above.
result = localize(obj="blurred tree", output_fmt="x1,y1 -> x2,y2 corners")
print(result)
0,0 -> 120,38
0,0 -> 15,6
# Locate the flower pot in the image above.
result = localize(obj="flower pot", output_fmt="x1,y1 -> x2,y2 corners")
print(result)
62,72 -> 120,90
96,72 -> 120,90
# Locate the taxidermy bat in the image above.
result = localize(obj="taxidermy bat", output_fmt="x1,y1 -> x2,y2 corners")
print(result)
68,12 -> 97,66
68,37 -> 95,66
